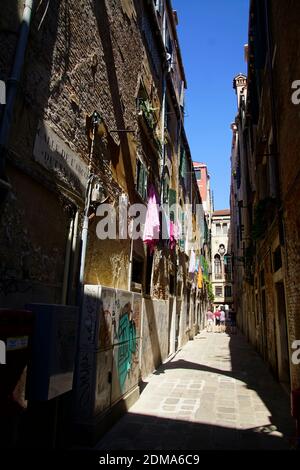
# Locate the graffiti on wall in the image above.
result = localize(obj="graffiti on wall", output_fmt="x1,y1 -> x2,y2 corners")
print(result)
100,288 -> 115,349
117,300 -> 137,391
77,286 -> 142,420
81,285 -> 100,347
77,351 -> 93,417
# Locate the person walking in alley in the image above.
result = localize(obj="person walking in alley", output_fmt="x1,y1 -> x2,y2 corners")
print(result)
214,308 -> 221,333
206,309 -> 214,333
220,307 -> 226,333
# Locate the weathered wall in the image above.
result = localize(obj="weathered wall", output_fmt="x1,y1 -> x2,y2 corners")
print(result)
141,298 -> 169,379
231,0 -> 300,392
270,0 -> 300,390
76,285 -> 142,421
85,234 -> 130,291
0,165 -> 69,307
0,0 -> 156,307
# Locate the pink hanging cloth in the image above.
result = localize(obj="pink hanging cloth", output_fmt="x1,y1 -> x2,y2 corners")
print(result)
169,221 -> 178,251
143,184 -> 160,253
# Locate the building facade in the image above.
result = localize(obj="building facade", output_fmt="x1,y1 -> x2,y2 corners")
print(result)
230,0 -> 300,407
0,0 -> 210,447
193,162 -> 213,225
211,210 -> 233,311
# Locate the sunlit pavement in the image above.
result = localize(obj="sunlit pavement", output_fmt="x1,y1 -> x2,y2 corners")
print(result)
95,330 -> 295,450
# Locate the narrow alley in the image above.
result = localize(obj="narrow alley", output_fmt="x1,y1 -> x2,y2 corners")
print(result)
1,0 -> 300,455
96,329 -> 295,450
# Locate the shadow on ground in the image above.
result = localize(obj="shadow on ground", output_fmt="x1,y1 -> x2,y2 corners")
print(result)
96,411 -> 291,450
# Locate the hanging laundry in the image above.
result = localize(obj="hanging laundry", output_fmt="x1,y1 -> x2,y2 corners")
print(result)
197,268 -> 203,289
188,249 -> 196,273
169,221 -> 178,250
195,256 -> 200,273
161,206 -> 170,241
142,184 -> 160,253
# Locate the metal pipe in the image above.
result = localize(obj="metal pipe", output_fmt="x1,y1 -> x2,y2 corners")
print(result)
0,0 -> 34,174
78,113 -> 100,305
61,214 -> 74,305
78,176 -> 93,302
159,5 -> 167,196
128,237 -> 134,292
68,209 -> 79,303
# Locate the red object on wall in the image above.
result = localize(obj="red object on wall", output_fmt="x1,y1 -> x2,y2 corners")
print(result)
291,388 -> 300,418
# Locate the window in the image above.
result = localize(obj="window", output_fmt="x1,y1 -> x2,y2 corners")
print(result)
194,169 -> 201,181
166,27 -> 173,62
145,247 -> 153,295
177,280 -> 182,297
131,256 -> 144,286
154,0 -> 163,15
225,286 -> 232,298
165,99 -> 171,133
214,254 -> 222,279
273,246 -> 282,272
218,244 -> 226,256
237,154 -> 241,190
169,274 -> 175,296
162,170 -> 170,204
223,223 -> 228,235
224,255 -> 232,279
216,224 -> 221,235
136,158 -> 148,200
169,188 -> 176,222
141,14 -> 161,76
215,286 -> 223,297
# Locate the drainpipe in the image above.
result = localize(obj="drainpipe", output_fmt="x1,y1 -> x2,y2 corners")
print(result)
160,6 -> 167,196
0,0 -> 34,176
68,209 -> 79,303
128,234 -> 134,292
61,212 -> 75,305
77,111 -> 101,306
73,113 -> 100,408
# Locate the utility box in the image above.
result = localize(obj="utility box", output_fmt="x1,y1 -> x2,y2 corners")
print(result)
26,304 -> 79,401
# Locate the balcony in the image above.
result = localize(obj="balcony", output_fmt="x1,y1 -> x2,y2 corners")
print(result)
137,98 -> 157,131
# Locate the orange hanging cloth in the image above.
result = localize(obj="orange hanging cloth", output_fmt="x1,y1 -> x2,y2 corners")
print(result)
197,269 -> 203,289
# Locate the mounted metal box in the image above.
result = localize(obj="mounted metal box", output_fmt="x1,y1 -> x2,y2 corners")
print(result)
26,304 -> 79,401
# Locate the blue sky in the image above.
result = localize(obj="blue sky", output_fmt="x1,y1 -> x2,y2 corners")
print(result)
173,0 -> 249,210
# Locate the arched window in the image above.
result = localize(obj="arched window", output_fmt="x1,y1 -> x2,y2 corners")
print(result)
218,244 -> 226,256
214,254 -> 222,279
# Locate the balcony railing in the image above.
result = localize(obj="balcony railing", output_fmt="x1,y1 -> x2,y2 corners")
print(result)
137,98 -> 157,130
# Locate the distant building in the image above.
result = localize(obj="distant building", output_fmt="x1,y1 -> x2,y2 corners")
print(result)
211,210 -> 233,310
193,162 -> 213,227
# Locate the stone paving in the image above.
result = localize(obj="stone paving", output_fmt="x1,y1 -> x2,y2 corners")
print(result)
95,330 -> 296,450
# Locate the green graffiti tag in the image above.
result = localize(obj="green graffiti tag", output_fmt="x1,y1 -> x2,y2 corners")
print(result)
117,302 -> 136,391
